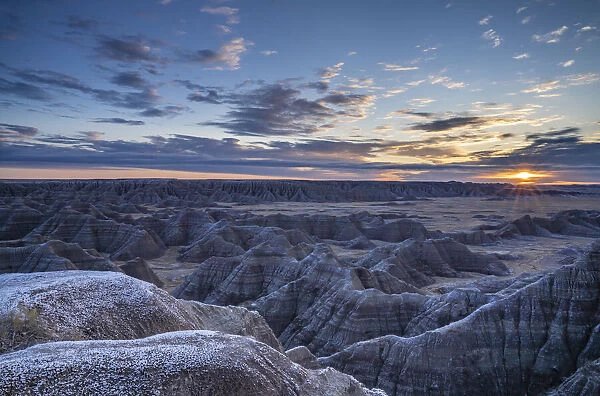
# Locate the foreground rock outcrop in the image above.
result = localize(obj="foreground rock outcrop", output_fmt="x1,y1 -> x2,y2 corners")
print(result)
321,240 -> 600,395
0,330 -> 385,396
0,271 -> 279,353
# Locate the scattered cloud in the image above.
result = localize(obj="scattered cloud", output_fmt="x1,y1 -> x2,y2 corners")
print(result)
92,118 -> 145,125
110,71 -> 149,89
516,7 -> 527,14
429,73 -> 465,89
200,82 -> 375,136
0,122 -> 38,140
317,62 -> 344,82
217,25 -> 231,34
379,63 -> 419,71
159,0 -> 175,4
533,26 -> 568,44
578,26 -> 597,33
408,98 -> 436,107
96,35 -> 161,62
409,116 -> 513,132
513,53 -> 529,60
0,77 -> 52,101
139,105 -> 185,118
559,59 -> 575,67
521,16 -> 531,24
522,80 -> 562,94
478,15 -> 493,25
260,50 -> 277,56
179,37 -> 253,70
482,29 -> 502,48
200,6 -> 240,24
347,51 -> 357,56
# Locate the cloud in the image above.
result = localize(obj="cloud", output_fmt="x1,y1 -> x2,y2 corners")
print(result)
566,72 -> 599,86
379,63 -> 419,71
159,0 -> 175,4
138,105 -> 185,118
110,71 -> 149,89
578,26 -> 597,32
200,6 -> 240,24
0,9 -> 21,41
92,118 -> 145,125
521,80 -> 562,94
559,59 -> 575,67
521,16 -> 531,24
478,15 -> 492,25
482,29 -> 502,47
96,35 -> 160,62
410,116 -> 513,132
474,127 -> 599,169
260,50 -> 277,56
317,62 -> 344,82
0,122 -> 38,140
428,73 -> 465,89
512,53 -> 529,60
78,131 -> 103,140
516,7 -> 527,14
347,51 -> 357,56
179,38 -> 253,70
0,77 -> 52,101
408,97 -> 436,107
200,82 -> 374,136
533,26 -> 568,44
303,81 -> 329,92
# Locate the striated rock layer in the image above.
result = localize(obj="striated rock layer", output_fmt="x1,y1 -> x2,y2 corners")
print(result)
321,240 -> 600,395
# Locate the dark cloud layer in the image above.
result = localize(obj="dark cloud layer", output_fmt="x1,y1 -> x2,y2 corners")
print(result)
110,71 -> 149,89
194,82 -> 373,136
96,35 -> 160,63
92,118 -> 145,125
1,126 -> 596,178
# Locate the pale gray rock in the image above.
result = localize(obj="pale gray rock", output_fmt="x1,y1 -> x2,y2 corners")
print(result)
286,345 -> 323,370
0,271 -> 281,353
0,331 -> 385,396
0,240 -> 119,273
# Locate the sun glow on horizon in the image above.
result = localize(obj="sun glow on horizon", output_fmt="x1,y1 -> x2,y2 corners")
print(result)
476,169 -> 554,184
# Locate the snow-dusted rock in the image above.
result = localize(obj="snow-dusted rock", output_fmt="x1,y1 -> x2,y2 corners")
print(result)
0,330 -> 386,396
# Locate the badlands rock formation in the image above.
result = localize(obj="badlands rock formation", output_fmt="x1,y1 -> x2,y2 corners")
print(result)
0,331 -> 384,396
0,270 -> 383,395
0,180 -> 598,395
321,240 -> 600,395
0,271 -> 280,353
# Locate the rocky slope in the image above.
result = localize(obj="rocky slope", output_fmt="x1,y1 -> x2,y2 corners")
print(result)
321,240 -> 600,395
0,330 -> 385,396
0,240 -> 120,273
0,270 -> 384,395
0,270 -> 280,353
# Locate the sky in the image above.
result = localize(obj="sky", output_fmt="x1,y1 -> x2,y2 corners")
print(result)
0,0 -> 599,183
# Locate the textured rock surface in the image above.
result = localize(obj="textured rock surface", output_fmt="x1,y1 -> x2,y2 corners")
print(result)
0,180 -> 521,205
28,209 -> 166,260
321,240 -> 600,396
0,271 -> 280,353
175,238 -> 506,356
0,240 -> 120,273
120,257 -> 164,287
498,210 -> 600,238
0,331 -> 385,396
